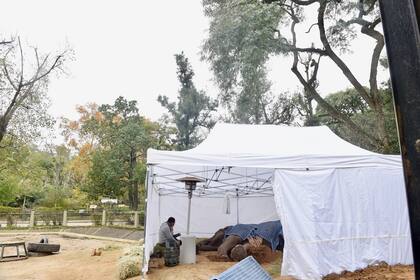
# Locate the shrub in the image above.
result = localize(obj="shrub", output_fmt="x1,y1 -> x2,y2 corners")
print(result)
118,245 -> 143,280
35,207 -> 63,226
0,206 -> 20,213
138,210 -> 145,226
6,214 -> 15,227
0,206 -> 20,228
92,213 -> 102,226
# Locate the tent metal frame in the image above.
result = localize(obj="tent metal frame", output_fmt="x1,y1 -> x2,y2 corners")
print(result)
150,165 -> 274,198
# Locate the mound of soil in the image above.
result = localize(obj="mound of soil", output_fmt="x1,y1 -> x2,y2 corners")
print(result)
323,262 -> 414,280
248,245 -> 278,264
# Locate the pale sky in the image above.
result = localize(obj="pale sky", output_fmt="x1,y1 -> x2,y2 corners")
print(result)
0,0 -> 389,137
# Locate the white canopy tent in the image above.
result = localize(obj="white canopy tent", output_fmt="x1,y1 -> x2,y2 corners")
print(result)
143,123 -> 412,279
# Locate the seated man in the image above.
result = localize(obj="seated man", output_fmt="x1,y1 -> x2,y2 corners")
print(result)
152,217 -> 181,259
159,217 -> 181,246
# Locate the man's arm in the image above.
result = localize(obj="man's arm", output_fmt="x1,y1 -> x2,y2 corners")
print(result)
162,225 -> 177,242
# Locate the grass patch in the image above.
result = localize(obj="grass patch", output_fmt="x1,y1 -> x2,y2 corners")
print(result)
0,226 -> 63,231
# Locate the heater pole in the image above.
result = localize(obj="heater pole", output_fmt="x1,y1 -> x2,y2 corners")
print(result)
187,190 -> 192,235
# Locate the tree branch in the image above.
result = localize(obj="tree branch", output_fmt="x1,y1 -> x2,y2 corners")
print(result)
289,2 -> 380,148
290,0 -> 318,5
317,0 -> 374,107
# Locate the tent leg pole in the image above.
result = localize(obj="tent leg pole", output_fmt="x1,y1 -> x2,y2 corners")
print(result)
187,194 -> 192,235
379,0 -> 420,278
141,165 -> 152,277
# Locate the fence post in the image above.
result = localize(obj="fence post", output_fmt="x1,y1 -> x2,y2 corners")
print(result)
134,211 -> 139,228
63,210 -> 68,226
29,210 -> 35,228
102,210 -> 106,226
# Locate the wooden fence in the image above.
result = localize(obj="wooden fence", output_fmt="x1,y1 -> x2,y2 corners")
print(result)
0,209 -> 144,228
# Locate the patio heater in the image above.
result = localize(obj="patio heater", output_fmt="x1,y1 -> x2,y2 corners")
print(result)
176,176 -> 204,265
176,176 -> 205,235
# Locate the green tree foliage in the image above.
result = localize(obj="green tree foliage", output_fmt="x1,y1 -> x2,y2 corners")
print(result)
0,140 -> 79,208
61,100 -> 173,210
317,87 -> 399,153
158,52 -> 218,150
86,149 -> 126,199
78,97 -> 158,210
203,0 -> 397,153
202,0 -> 296,125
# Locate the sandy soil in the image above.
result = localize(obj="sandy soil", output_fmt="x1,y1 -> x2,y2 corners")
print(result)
136,251 -> 288,280
0,234 -> 130,280
0,234 -> 415,280
139,251 -> 414,280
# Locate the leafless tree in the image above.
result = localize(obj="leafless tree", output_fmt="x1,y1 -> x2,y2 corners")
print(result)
0,37 -> 69,145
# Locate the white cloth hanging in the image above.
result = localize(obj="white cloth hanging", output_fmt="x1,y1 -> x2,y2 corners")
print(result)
223,192 -> 231,214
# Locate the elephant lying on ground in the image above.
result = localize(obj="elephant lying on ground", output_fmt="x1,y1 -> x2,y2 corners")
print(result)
197,220 -> 284,261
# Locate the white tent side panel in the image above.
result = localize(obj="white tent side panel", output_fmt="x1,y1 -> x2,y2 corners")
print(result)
143,169 -> 160,274
157,195 -> 278,236
273,168 -> 413,280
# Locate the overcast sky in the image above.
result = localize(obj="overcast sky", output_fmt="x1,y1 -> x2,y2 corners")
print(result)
0,1 -> 389,133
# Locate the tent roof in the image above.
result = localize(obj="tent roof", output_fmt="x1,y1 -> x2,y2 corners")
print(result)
147,123 -> 401,169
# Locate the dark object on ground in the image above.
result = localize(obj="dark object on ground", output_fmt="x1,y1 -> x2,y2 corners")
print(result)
40,237 -> 49,244
91,248 -> 102,256
201,220 -> 284,262
164,240 -> 179,267
230,244 -> 247,261
197,227 -> 228,251
0,242 -> 28,262
276,235 -> 284,251
27,243 -> 60,254
151,243 -> 165,258
217,235 -> 242,258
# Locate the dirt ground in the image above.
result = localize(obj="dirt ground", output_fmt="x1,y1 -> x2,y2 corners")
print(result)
0,234 -> 131,280
140,251 -> 414,280
138,251 -> 290,280
0,234 -> 415,280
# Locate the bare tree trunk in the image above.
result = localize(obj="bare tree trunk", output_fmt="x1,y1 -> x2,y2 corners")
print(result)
374,103 -> 390,153
0,119 -> 7,144
22,196 -> 26,211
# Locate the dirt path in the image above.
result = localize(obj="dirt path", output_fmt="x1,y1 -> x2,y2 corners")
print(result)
0,234 -> 130,280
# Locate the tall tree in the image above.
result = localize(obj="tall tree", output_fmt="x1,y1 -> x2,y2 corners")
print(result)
0,38 -> 68,145
158,52 -> 218,150
77,97 -> 156,210
203,0 -> 396,153
203,1 -> 296,125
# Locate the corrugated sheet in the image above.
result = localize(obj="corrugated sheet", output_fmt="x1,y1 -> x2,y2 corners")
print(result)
211,256 -> 272,280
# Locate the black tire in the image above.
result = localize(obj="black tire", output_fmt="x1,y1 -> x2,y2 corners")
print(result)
27,243 -> 60,253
